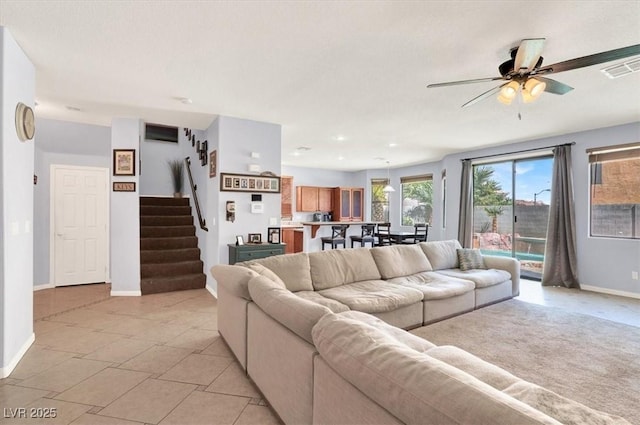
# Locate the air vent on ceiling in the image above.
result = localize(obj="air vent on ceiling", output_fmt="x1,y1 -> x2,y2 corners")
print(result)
601,58 -> 640,79
145,123 -> 179,143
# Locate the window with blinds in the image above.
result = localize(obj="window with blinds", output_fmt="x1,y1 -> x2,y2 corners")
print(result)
400,174 -> 433,226
587,143 -> 640,239
371,179 -> 389,222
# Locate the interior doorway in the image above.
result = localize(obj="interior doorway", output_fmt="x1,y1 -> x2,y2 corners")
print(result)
50,165 -> 109,286
472,156 -> 553,279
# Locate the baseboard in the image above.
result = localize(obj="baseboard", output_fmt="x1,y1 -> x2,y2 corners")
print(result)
110,290 -> 142,297
206,284 -> 218,299
1,333 -> 35,378
581,284 -> 640,300
34,283 -> 54,291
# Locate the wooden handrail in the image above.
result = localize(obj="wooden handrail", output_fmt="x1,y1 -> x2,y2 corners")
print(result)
185,157 -> 208,231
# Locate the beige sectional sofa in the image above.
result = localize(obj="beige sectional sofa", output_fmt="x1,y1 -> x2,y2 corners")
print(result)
210,240 -> 628,424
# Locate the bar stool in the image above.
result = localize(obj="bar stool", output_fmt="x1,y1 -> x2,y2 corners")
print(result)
321,225 -> 348,250
350,223 -> 376,248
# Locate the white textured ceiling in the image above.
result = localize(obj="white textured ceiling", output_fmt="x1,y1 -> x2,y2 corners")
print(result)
1,1 -> 639,170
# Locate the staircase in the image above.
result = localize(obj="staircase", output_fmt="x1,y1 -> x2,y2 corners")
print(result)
139,197 -> 206,295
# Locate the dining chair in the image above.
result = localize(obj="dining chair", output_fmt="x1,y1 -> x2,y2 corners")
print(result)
350,223 -> 376,248
401,223 -> 428,244
321,225 -> 348,250
376,222 -> 392,246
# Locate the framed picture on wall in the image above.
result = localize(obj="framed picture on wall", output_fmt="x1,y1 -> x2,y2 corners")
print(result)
113,149 -> 136,176
209,150 -> 217,178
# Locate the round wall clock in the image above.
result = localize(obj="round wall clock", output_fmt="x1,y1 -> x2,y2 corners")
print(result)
15,102 -> 35,142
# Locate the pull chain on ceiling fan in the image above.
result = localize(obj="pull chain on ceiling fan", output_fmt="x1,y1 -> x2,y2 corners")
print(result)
427,39 -> 640,108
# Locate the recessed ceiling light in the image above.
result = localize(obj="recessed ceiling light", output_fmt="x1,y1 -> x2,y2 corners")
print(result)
297,146 -> 312,151
179,97 -> 193,104
338,155 -> 345,160
66,106 -> 82,111
333,135 -> 346,142
388,143 -> 398,147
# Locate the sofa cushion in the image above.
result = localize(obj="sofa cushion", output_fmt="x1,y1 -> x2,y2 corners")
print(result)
312,313 -> 562,425
248,275 -> 331,344
387,272 -> 475,300
370,244 -> 432,279
419,239 -> 462,270
246,252 -> 313,292
425,345 -> 520,390
435,268 -> 511,288
309,249 -> 381,290
319,280 -> 423,313
457,248 -> 486,271
504,381 -> 631,425
210,264 -> 258,300
245,263 -> 287,288
295,291 -> 350,313
337,311 -> 436,352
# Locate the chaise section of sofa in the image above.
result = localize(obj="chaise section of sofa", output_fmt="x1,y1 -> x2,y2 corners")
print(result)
312,311 -> 631,425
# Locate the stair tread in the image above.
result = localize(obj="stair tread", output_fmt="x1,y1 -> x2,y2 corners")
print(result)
140,273 -> 205,282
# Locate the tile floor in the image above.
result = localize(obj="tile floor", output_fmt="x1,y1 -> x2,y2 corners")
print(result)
2,279 -> 638,425
2,286 -> 281,425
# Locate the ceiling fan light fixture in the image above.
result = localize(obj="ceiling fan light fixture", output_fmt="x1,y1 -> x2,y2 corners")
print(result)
497,81 -> 519,104
522,78 -> 546,103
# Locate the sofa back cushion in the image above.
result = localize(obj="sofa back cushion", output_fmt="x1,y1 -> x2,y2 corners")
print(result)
248,252 -> 313,292
370,244 -> 432,279
210,264 -> 259,300
420,239 -> 462,270
313,313 -> 561,425
309,249 -> 381,290
248,275 -> 331,344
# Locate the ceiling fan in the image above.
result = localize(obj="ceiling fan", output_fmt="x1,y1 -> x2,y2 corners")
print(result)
427,39 -> 640,108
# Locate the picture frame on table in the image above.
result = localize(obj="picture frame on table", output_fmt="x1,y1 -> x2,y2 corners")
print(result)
248,233 -> 262,244
235,235 -> 244,246
267,227 -> 281,244
113,149 -> 136,176
220,172 -> 281,193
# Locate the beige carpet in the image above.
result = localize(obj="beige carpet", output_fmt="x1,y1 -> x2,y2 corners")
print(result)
410,299 -> 640,424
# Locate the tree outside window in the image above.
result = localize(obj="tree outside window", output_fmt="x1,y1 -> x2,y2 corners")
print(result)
473,165 -> 511,233
371,179 -> 389,222
401,175 -> 433,225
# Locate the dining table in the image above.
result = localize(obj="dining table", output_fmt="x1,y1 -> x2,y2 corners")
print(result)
385,230 -> 417,244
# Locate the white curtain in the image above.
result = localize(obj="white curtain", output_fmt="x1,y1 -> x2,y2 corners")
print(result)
542,145 -> 580,288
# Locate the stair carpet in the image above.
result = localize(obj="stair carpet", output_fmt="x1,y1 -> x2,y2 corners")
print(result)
140,197 -> 206,295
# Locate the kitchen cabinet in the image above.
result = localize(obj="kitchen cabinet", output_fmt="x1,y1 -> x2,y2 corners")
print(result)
333,187 -> 364,221
296,186 -> 334,212
281,176 -> 293,219
282,228 -> 304,254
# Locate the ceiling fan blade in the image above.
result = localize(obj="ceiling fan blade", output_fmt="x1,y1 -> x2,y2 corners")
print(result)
536,44 -> 640,75
514,38 -> 546,73
427,76 -> 505,88
535,77 -> 574,95
461,84 -> 505,108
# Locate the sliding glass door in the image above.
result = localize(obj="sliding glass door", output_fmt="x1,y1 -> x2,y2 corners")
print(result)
472,156 -> 553,279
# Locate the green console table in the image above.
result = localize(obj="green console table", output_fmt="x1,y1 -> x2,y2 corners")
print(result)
228,243 -> 286,264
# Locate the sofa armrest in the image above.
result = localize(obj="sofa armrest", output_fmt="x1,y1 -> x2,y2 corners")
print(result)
210,264 -> 257,300
248,275 -> 332,344
482,255 -> 520,296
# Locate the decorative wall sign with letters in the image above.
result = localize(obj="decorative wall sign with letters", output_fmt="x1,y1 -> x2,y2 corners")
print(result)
113,182 -> 136,192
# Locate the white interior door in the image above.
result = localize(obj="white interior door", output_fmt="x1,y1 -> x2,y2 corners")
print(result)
52,165 -> 108,286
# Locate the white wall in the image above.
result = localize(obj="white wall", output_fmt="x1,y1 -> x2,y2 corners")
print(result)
140,137 -> 183,196
0,27 -> 36,377
109,118 -> 142,295
441,122 -> 640,297
216,116 -> 281,267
